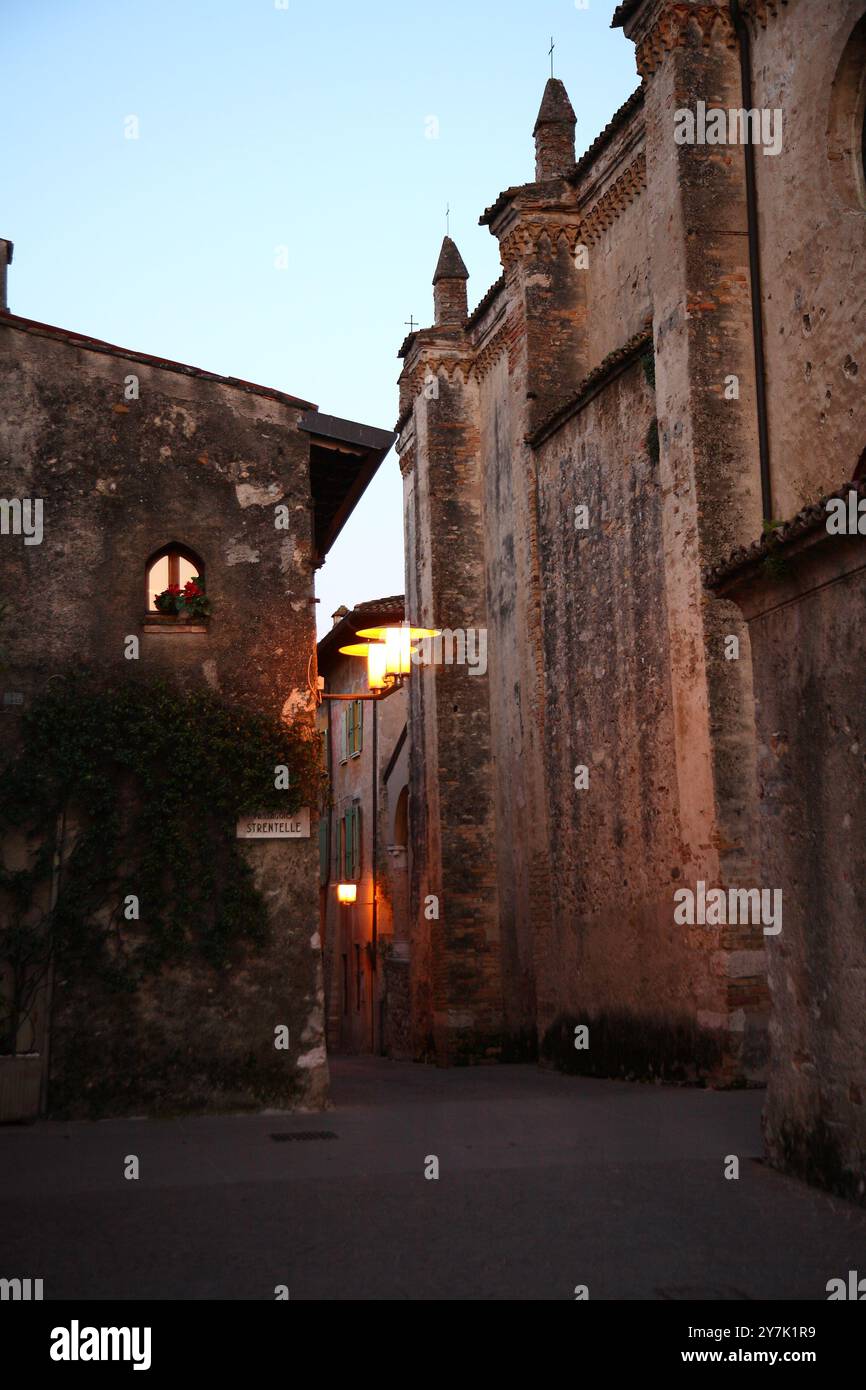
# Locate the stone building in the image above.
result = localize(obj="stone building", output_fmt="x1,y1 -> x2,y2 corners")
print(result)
0,242 -> 394,1118
396,0 -> 866,1197
316,597 -> 410,1058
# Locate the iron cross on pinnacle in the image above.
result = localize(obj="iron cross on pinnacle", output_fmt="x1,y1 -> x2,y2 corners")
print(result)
549,35 -> 555,78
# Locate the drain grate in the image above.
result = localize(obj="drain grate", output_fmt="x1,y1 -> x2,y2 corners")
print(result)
270,1130 -> 338,1142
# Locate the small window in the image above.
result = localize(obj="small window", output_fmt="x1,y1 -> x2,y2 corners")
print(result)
145,543 -> 206,614
342,700 -> 364,759
351,699 -> 364,757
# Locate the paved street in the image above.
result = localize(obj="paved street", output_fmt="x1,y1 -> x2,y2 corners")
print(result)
1,1058 -> 864,1300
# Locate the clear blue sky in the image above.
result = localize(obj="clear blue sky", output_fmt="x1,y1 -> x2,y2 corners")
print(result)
4,0 -> 637,636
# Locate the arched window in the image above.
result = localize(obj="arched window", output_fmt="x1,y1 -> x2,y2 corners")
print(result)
827,13 -> 866,211
145,543 -> 205,614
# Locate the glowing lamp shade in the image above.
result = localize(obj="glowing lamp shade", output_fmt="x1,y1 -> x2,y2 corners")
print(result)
337,883 -> 357,904
366,641 -> 388,691
356,624 -> 440,679
338,640 -> 387,693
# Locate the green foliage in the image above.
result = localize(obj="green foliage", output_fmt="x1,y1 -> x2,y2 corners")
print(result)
0,673 -> 325,1051
760,517 -> 789,580
641,350 -> 656,390
154,575 -> 211,620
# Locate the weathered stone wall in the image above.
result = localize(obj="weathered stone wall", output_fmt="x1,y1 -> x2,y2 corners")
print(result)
713,522 -> 866,1203
575,105 -> 651,367
476,349 -> 544,1052
532,357 -> 717,1051
749,1 -> 866,513
0,316 -> 329,1116
402,358 -> 504,1063
396,0 -> 864,1115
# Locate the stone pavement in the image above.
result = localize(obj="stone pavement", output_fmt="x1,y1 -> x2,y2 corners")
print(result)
1,1057 -> 864,1300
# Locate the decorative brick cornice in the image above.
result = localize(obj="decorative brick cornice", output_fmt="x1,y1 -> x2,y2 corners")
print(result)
498,220 -> 582,269
580,153 -> 647,245
473,319 -> 512,380
635,3 -> 736,78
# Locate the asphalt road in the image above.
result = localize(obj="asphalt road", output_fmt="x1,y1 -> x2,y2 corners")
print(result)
1,1057 -> 864,1300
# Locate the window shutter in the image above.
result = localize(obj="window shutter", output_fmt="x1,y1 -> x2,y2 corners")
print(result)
340,708 -> 347,762
352,805 -> 361,878
355,699 -> 363,754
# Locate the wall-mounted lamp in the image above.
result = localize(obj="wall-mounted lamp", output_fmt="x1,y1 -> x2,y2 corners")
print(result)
337,883 -> 357,904
323,622 -> 439,702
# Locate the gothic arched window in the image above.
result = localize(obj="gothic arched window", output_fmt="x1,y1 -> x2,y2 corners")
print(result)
145,543 -> 206,614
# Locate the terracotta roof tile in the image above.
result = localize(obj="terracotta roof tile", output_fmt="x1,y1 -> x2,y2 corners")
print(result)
465,275 -> 506,331
527,326 -> 653,446
704,478 -> 866,588
569,86 -> 644,186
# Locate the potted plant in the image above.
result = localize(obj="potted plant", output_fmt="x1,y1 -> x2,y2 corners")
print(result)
154,577 -> 211,622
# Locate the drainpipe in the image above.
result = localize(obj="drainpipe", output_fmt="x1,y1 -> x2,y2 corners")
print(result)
731,0 -> 773,522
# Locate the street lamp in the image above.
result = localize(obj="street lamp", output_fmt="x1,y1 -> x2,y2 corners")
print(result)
325,622 -> 439,702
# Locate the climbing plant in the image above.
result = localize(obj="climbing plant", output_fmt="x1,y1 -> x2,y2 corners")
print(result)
0,672 -> 325,1053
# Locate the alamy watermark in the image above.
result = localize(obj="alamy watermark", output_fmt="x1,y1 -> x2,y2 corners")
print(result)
50,1321 -> 152,1371
674,881 -> 782,935
1,1276 -> 43,1300
0,497 -> 43,545
674,100 -> 782,157
825,489 -> 866,534
411,628 -> 487,676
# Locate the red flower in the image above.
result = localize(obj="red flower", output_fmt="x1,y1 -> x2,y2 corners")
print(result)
165,584 -> 182,594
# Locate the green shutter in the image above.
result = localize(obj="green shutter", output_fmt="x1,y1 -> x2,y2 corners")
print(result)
355,699 -> 363,754
340,708 -> 347,762
352,804 -> 361,878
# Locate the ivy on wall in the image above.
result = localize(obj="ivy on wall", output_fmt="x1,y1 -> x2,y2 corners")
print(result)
0,672 -> 325,1053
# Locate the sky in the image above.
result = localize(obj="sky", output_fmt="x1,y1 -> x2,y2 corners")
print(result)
3,0 -> 638,636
